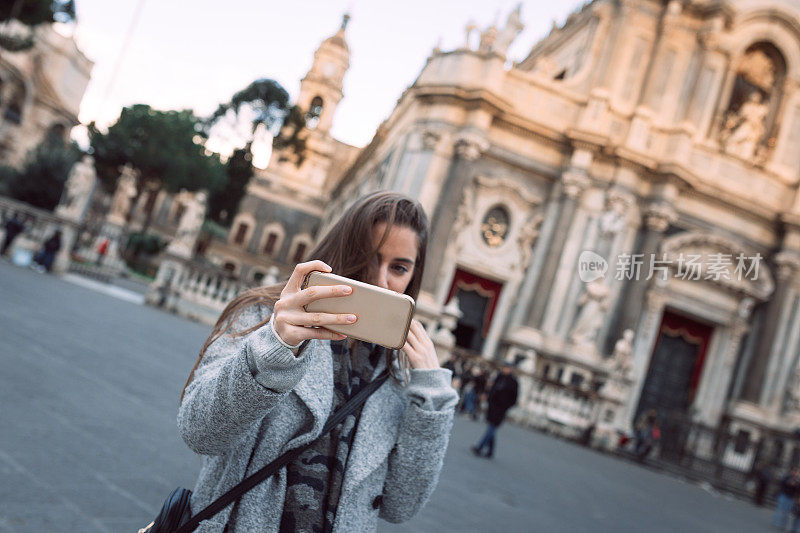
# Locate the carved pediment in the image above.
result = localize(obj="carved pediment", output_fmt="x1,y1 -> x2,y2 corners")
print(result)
660,231 -> 773,300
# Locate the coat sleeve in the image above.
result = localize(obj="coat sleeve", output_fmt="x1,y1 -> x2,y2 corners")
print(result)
378,368 -> 459,523
177,306 -> 312,456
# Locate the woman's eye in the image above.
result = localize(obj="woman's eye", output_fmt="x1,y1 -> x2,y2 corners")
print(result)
392,265 -> 408,274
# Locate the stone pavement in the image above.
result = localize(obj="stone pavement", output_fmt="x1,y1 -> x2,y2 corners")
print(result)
0,261 -> 775,532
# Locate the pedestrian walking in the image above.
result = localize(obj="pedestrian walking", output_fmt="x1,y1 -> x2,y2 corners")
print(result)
173,192 -> 458,532
96,237 -> 109,266
750,461 -> 771,507
1,212 -> 25,256
472,361 -> 518,459
772,467 -> 800,530
457,361 -> 474,413
634,409 -> 660,461
469,367 -> 489,420
33,229 -> 61,273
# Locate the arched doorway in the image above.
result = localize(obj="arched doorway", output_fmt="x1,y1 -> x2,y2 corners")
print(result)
445,268 -> 503,353
636,310 -> 714,425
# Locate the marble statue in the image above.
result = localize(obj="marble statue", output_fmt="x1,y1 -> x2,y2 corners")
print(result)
599,194 -> 628,237
569,279 -> 611,346
478,25 -> 498,53
492,4 -> 525,58
610,329 -> 634,377
109,167 -> 137,223
517,215 -> 541,269
464,20 -> 478,49
453,184 -> 475,233
167,190 -> 208,258
56,155 -> 96,221
723,92 -> 769,160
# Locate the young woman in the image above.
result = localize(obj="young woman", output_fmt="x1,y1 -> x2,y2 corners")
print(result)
177,191 -> 459,532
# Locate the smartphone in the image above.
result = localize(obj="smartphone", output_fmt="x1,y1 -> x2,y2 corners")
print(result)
301,271 -> 415,350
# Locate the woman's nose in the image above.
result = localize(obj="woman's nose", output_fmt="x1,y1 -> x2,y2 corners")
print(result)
375,266 -> 389,289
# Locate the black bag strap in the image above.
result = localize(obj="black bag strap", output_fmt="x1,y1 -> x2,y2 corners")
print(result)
175,370 -> 391,533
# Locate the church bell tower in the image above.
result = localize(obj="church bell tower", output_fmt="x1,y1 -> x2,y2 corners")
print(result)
295,13 -> 351,135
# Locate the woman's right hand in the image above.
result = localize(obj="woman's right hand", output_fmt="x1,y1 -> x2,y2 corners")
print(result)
271,260 -> 358,347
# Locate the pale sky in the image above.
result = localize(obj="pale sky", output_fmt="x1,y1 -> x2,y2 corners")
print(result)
71,0 -> 583,158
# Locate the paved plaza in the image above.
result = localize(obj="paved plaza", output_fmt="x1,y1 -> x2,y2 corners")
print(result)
0,261 -> 776,532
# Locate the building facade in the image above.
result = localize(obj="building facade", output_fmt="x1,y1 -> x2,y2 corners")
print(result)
0,24 -> 93,165
320,0 -> 800,466
144,2 -> 800,473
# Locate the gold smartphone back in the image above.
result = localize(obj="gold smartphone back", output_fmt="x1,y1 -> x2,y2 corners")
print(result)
301,271 -> 415,350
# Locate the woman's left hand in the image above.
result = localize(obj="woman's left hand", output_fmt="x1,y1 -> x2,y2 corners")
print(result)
401,319 -> 440,370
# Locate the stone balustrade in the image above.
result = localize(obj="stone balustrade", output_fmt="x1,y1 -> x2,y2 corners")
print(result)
512,373 -> 599,438
148,257 -> 269,325
0,195 -> 79,273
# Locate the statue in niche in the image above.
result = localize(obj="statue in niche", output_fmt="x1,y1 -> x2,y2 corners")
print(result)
569,279 -> 611,346
722,91 -> 769,160
610,329 -> 634,377
719,46 -> 781,162
599,194 -> 629,237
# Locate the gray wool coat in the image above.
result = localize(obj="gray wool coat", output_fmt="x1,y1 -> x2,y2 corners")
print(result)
177,304 -> 459,532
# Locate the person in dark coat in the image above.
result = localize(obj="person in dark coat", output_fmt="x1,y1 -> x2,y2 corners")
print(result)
471,361 -> 518,458
34,230 -> 62,272
772,467 -> 800,530
1,212 -> 25,256
468,367 -> 489,420
456,361 -> 474,413
751,461 -> 771,507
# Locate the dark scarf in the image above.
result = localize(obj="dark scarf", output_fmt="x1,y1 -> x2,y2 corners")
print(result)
279,339 -> 384,532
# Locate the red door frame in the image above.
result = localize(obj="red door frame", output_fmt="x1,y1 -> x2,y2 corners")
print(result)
446,268 -> 503,337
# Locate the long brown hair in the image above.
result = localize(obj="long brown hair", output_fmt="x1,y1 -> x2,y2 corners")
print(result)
179,191 -> 429,403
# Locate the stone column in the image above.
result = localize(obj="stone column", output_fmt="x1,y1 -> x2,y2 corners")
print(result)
694,317 -> 752,426
420,133 -> 487,295
740,252 -> 800,404
507,186 -> 562,328
417,129 -> 451,217
525,156 -> 591,329
742,251 -> 800,407
619,288 -> 668,431
52,157 -> 98,274
604,193 -> 677,353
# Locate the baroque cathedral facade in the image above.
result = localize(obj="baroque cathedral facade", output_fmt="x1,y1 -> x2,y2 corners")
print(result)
0,24 -> 92,165
202,1 -> 800,464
